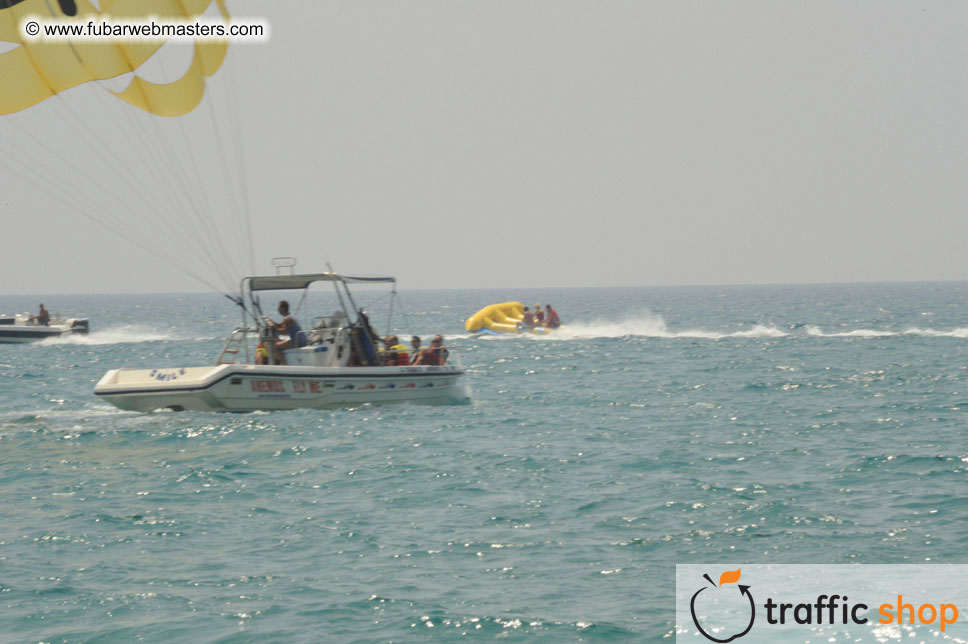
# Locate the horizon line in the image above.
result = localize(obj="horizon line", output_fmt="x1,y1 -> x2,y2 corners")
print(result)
1,277 -> 966,298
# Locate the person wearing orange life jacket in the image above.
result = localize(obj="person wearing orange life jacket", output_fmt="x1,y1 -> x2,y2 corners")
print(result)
534,304 -> 544,325
545,304 -> 560,329
381,335 -> 410,366
414,335 -> 448,365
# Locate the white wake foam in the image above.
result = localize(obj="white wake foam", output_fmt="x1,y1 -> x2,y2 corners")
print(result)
0,404 -> 132,429
460,318 -> 968,342
537,314 -> 788,340
39,324 -> 188,345
904,327 -> 968,338
804,325 -> 899,338
805,325 -> 968,339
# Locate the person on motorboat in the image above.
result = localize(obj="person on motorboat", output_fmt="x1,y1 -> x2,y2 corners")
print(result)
266,300 -> 307,364
534,304 -> 544,325
545,304 -> 560,329
409,336 -> 423,364
381,335 -> 410,366
29,304 -> 50,326
414,335 -> 448,365
358,310 -> 378,339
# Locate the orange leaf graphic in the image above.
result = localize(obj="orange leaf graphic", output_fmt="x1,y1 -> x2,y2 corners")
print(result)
718,568 -> 741,586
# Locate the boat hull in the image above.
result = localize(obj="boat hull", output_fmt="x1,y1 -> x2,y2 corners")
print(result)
0,319 -> 89,344
472,326 -> 555,336
94,363 -> 466,412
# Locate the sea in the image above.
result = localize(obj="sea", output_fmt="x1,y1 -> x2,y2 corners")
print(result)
1,282 -> 967,643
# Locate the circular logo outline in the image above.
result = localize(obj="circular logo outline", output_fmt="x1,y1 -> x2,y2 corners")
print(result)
689,582 -> 756,643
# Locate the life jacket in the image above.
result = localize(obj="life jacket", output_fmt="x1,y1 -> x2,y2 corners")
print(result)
546,310 -> 560,328
522,312 -> 535,326
535,310 -> 545,323
387,344 -> 410,366
420,347 -> 445,365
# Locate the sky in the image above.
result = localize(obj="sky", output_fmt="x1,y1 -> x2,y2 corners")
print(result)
3,1 -> 968,294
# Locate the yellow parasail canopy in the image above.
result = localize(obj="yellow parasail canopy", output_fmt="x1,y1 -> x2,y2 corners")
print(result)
0,0 -> 229,116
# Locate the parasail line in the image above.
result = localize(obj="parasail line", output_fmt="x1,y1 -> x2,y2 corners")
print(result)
0,152 -> 227,294
119,101 -> 241,290
204,76 -> 250,277
49,92 -> 222,276
148,46 -> 245,290
104,74 -> 243,290
221,56 -> 256,275
85,85 -> 237,284
5,115 -> 234,289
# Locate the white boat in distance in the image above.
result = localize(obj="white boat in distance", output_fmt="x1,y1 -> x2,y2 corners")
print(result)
0,313 -> 89,343
94,271 -> 465,412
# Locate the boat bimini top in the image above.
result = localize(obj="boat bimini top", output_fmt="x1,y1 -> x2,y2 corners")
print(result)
244,273 -> 395,292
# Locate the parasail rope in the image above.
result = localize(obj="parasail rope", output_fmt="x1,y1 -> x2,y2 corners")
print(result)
0,152 -> 227,293
51,91 -> 238,288
6,111 -> 236,292
221,56 -> 256,275
92,87 -> 241,290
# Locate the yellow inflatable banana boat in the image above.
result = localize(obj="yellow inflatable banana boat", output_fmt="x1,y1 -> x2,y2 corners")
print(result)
465,302 -> 554,335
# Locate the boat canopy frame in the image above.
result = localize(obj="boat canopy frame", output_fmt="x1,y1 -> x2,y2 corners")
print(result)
245,273 -> 395,292
226,270 -> 397,367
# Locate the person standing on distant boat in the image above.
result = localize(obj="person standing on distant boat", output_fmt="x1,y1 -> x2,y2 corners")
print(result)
266,300 -> 307,364
534,304 -> 545,325
545,304 -> 560,329
30,304 -> 50,326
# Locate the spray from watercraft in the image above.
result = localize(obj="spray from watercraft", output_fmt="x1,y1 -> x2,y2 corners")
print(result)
39,325 -> 194,345
468,315 -> 968,341
530,312 -> 787,340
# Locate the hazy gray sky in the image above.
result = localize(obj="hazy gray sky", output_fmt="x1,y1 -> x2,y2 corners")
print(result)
4,1 -> 968,294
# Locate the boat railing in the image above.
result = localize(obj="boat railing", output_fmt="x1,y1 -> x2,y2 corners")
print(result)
377,344 -> 459,368
217,327 -> 257,365
217,325 -> 459,369
446,347 -> 462,369
414,346 -> 459,369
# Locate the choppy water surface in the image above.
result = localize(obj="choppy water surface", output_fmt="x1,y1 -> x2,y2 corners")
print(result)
1,283 -> 967,642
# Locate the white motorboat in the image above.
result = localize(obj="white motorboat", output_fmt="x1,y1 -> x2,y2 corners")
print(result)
0,313 -> 89,343
94,271 -> 465,412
